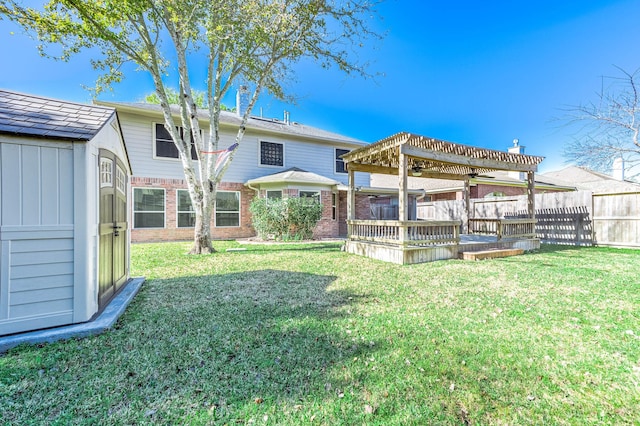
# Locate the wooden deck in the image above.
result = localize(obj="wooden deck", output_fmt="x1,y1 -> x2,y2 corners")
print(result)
345,220 -> 539,264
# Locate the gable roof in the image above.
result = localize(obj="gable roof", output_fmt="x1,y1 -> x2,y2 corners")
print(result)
0,89 -> 116,141
246,167 -> 341,186
95,101 -> 366,147
539,166 -> 640,194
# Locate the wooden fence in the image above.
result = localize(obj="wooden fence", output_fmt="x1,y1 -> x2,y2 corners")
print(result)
418,190 -> 640,247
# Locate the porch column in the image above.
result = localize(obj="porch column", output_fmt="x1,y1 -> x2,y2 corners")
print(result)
527,171 -> 535,219
462,176 -> 470,234
398,151 -> 408,222
347,167 -> 355,220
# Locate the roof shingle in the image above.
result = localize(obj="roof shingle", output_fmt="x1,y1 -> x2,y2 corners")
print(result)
0,89 -> 115,141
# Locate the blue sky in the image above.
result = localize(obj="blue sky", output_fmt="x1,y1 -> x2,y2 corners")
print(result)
1,0 -> 639,172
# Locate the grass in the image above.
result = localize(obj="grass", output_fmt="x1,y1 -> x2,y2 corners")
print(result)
1,241 -> 639,425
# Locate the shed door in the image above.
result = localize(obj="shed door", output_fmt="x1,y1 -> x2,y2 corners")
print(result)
98,149 -> 129,309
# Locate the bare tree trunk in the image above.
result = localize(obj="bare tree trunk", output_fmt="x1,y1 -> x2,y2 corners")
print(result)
190,194 -> 215,254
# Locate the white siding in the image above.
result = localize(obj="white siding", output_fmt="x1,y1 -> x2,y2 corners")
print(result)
117,111 -> 369,187
0,138 -> 76,335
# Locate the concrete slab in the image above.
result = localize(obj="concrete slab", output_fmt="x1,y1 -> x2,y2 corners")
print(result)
0,277 -> 145,353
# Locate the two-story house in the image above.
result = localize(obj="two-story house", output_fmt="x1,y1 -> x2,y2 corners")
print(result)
97,98 -> 371,242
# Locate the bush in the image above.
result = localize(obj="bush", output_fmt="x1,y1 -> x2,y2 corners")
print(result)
249,197 -> 323,241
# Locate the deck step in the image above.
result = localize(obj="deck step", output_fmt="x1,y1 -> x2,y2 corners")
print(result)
461,248 -> 524,261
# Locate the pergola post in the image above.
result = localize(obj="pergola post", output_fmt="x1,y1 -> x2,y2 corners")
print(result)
347,168 -> 355,220
398,151 -> 408,222
462,176 -> 470,234
527,171 -> 535,219
398,150 -> 408,245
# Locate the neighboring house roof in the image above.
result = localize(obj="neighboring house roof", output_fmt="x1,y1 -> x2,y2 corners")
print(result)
246,167 -> 341,187
0,89 -> 116,141
371,170 -> 574,194
538,166 -> 640,194
95,101 -> 367,147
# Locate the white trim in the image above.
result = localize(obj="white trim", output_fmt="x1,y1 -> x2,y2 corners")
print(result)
215,190 -> 241,228
258,139 -> 285,168
176,189 -> 195,228
132,187 -> 166,229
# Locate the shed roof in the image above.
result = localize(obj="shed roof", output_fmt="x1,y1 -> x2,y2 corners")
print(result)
344,132 -> 545,177
0,89 -> 115,141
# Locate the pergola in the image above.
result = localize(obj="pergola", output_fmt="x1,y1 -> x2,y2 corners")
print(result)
342,132 -> 545,264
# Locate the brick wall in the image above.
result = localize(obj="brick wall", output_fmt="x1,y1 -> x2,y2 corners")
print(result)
131,177 -> 256,242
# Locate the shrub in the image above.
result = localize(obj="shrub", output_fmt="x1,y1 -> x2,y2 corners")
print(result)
249,197 -> 323,241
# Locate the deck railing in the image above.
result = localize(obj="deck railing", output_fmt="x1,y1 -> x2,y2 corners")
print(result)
469,218 -> 537,240
348,220 -> 461,246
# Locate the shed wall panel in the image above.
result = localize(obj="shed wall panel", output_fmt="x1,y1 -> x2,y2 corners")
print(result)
40,147 -> 60,225
10,299 -> 73,319
1,143 -> 21,226
11,286 -> 74,306
9,274 -> 74,292
59,148 -> 74,224
0,138 -> 77,336
21,144 -> 41,226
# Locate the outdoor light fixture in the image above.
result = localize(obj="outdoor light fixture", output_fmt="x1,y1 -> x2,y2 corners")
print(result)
468,168 -> 478,178
411,165 -> 423,177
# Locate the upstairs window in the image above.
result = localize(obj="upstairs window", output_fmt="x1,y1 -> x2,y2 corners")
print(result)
335,148 -> 350,174
260,141 -> 284,166
155,123 -> 199,160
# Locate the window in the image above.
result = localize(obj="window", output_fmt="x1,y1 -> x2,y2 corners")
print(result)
335,148 -> 350,174
177,189 -> 196,228
100,158 -> 113,188
332,193 -> 337,220
260,141 -> 284,166
133,188 -> 165,228
216,191 -> 240,227
266,190 -> 282,202
299,190 -> 320,204
116,166 -> 126,194
155,123 -> 199,160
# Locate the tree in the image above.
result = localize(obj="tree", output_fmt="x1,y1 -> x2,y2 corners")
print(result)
0,0 -> 381,253
143,87 -> 234,111
563,66 -> 640,181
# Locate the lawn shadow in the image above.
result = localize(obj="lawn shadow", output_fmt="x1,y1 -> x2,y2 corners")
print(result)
7,269 -> 372,423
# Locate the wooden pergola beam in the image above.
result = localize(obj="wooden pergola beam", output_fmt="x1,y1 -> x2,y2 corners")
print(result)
348,162 -> 467,181
400,144 -> 538,173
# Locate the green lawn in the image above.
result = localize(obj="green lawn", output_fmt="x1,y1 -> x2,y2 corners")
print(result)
1,242 -> 639,425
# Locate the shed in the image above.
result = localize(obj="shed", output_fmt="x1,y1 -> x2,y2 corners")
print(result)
0,89 -> 132,336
